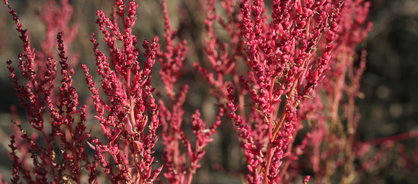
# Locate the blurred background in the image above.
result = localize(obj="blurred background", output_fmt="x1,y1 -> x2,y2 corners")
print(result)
0,0 -> 417,183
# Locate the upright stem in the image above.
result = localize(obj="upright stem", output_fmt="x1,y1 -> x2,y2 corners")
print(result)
41,131 -> 57,183
185,169 -> 194,184
262,78 -> 278,184
263,145 -> 276,184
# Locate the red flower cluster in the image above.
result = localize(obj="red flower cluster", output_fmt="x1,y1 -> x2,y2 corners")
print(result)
195,0 -> 351,183
5,0 -> 91,181
157,1 -> 223,183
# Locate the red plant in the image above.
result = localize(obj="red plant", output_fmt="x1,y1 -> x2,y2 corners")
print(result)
4,0 -> 93,182
282,1 -> 373,182
38,0 -> 78,67
157,0 -> 223,183
3,0 -> 417,184
4,0 -> 219,183
195,0 -> 346,183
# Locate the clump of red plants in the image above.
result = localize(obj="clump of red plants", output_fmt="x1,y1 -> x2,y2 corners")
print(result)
2,0 -> 417,183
